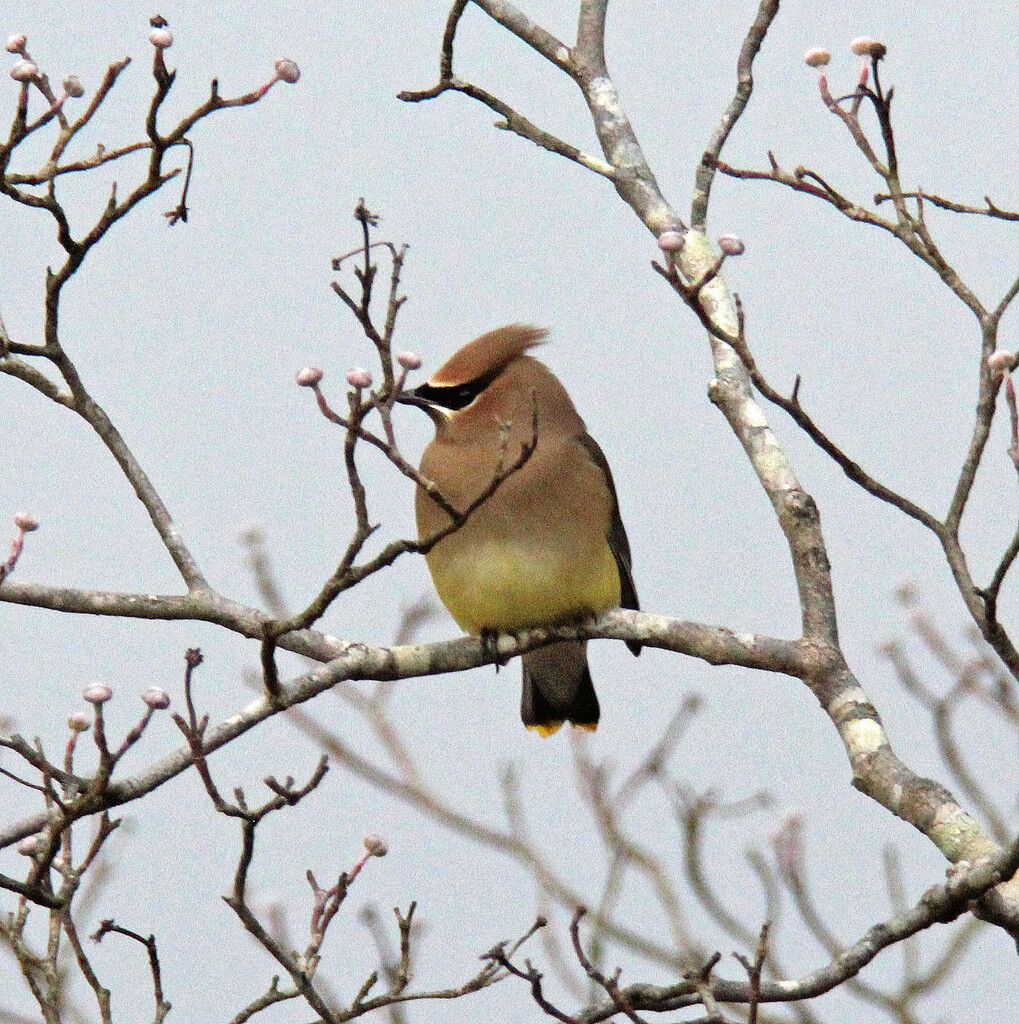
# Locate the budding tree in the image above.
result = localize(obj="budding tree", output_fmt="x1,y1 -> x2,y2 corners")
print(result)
1,3 -> 1017,1023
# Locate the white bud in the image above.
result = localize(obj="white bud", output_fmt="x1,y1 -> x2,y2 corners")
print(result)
657,230 -> 685,253
10,59 -> 38,82
14,513 -> 38,532
296,366 -> 324,387
149,28 -> 173,49
274,58 -> 300,84
396,351 -> 421,371
142,686 -> 170,710
62,75 -> 84,98
718,234 -> 745,256
363,834 -> 388,857
988,351 -> 1016,377
17,836 -> 39,856
68,712 -> 92,732
6,34 -> 27,54
803,48 -> 831,68
346,367 -> 373,389
850,37 -> 886,59
83,683 -> 112,705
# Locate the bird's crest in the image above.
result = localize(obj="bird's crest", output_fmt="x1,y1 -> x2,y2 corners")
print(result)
429,324 -> 548,387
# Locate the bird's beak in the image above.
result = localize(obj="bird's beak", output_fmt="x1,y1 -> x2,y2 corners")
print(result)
396,388 -> 429,407
396,387 -> 447,428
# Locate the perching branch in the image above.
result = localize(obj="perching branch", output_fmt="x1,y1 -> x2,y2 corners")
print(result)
405,0 -> 1019,935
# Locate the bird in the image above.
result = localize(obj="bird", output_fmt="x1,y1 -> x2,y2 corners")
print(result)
409,324 -> 639,735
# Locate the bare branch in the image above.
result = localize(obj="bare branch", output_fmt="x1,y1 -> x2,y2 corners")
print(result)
692,0 -> 780,228
874,189 -> 1019,222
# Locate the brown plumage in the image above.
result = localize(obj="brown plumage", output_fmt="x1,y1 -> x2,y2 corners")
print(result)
412,325 -> 639,735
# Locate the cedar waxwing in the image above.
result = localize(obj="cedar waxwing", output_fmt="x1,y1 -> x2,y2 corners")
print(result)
411,325 -> 640,736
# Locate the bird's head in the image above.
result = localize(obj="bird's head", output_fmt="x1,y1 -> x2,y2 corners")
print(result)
398,325 -> 549,420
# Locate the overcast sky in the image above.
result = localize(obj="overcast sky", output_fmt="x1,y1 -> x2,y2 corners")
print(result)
3,1 -> 1018,1021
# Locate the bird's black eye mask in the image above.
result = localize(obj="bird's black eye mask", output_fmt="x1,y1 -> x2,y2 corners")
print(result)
411,363 -> 506,410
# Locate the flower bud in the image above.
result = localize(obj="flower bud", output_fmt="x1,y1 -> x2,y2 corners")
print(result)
657,230 -> 685,253
17,836 -> 39,856
83,683 -> 113,705
68,712 -> 92,732
363,834 -> 388,857
988,351 -> 1016,377
396,351 -> 421,371
803,48 -> 831,68
149,28 -> 173,49
296,366 -> 324,387
346,367 -> 372,389
14,513 -> 38,532
62,75 -> 84,98
10,59 -> 38,82
6,34 -> 27,54
718,234 -> 745,256
274,58 -> 300,84
142,686 -> 170,710
850,37 -> 886,59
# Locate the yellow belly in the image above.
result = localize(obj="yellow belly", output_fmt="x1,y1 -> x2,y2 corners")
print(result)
426,540 -> 621,634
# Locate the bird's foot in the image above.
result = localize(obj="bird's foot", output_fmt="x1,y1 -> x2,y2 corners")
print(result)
480,628 -> 512,671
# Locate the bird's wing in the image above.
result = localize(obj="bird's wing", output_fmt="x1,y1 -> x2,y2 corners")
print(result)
574,434 -> 641,656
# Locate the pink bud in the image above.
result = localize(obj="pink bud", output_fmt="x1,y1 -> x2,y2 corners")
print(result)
657,230 -> 685,253
17,836 -> 39,856
296,366 -> 324,387
363,834 -> 388,857
149,28 -> 173,49
346,367 -> 373,389
718,234 -> 745,256
988,351 -> 1016,377
396,351 -> 421,371
142,686 -> 170,710
803,48 -> 831,68
13,513 -> 38,532
83,683 -> 112,705
274,58 -> 300,84
68,712 -> 92,732
62,75 -> 84,98
6,34 -> 27,54
850,37 -> 886,59
10,59 -> 38,82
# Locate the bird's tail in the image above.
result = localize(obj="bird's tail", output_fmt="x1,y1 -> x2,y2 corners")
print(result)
520,640 -> 599,736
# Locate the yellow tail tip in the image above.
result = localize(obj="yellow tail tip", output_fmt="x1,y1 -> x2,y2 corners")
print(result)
525,721 -> 598,737
527,722 -> 564,738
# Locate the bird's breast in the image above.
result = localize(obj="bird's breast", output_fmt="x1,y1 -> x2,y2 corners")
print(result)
417,429 -> 621,633
424,536 -> 621,635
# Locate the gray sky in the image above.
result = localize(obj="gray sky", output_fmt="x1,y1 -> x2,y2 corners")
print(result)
3,1 -> 1017,1021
